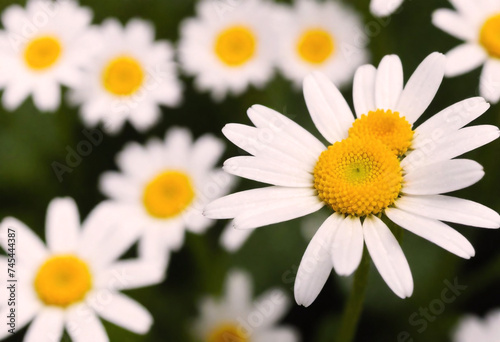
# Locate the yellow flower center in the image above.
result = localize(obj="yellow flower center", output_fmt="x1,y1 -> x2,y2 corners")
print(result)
297,28 -> 335,64
348,109 -> 414,156
143,171 -> 195,219
24,36 -> 62,70
313,137 -> 402,216
214,25 -> 257,66
34,255 -> 92,307
102,56 -> 145,96
480,13 -> 500,58
207,323 -> 248,342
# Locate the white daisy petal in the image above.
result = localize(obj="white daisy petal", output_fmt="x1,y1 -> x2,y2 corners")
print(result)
225,270 -> 252,312
46,197 -> 81,253
33,80 -> 60,112
386,208 -> 475,258
222,124 -> 314,170
254,288 -> 290,327
90,292 -> 152,335
247,105 -> 326,158
449,0 -> 482,18
403,159 -> 484,195
204,186 -> 317,219
331,216 -> 364,276
24,308 -> 65,342
375,55 -> 404,110
353,64 -> 377,117
95,259 -> 165,291
233,194 -> 324,230
480,59 -> 500,104
414,97 -> 490,141
189,134 -> 225,172
303,72 -> 355,143
295,214 -> 343,307
223,156 -> 314,187
363,216 -> 413,298
99,172 -> 141,201
444,43 -> 487,77
0,217 -> 47,267
403,125 -> 499,170
255,328 -> 299,342
395,194 -> 500,229
138,223 -> 177,262
2,80 -> 32,111
220,223 -> 254,252
432,9 -> 475,41
66,305 -> 109,342
395,52 -> 446,124
370,0 -> 404,17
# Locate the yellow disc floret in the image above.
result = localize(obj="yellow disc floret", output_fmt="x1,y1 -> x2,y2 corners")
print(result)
34,255 -> 92,307
314,137 -> 402,216
349,109 -> 414,156
297,28 -> 335,64
24,36 -> 62,70
143,170 -> 195,219
102,56 -> 144,96
207,323 -> 248,342
480,13 -> 500,58
215,25 -> 257,67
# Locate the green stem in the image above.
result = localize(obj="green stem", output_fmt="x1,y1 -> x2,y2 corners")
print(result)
337,248 -> 371,342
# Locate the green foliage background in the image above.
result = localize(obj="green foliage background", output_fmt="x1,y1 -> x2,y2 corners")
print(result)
0,0 -> 499,341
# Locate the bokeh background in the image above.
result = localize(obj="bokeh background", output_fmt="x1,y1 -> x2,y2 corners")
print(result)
0,0 -> 499,341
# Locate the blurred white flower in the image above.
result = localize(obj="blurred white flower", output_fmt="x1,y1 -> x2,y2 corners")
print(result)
69,18 -> 182,134
370,0 -> 404,17
276,0 -> 369,88
433,1 -> 500,103
205,53 -> 500,306
193,270 -> 299,342
178,0 -> 278,101
99,127 -> 234,265
0,197 -> 163,341
453,309 -> 500,342
0,0 -> 97,112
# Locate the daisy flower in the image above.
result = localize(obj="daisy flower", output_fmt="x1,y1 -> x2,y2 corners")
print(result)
0,0 -> 96,111
205,52 -> 500,306
370,0 -> 404,17
99,127 -> 234,264
433,1 -> 500,103
178,0 -> 278,101
193,270 -> 299,342
453,309 -> 500,342
69,18 -> 182,134
0,197 -> 164,341
276,0 -> 369,88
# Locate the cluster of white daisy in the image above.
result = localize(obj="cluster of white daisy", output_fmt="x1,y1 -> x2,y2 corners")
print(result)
1,0 -> 500,341
0,0 -> 370,133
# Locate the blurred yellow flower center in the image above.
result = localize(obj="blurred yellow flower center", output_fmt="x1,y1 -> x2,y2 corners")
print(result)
24,36 -> 62,70
314,137 -> 402,216
143,171 -> 195,219
207,323 -> 248,342
102,56 -> 144,96
215,26 -> 256,66
34,255 -> 92,307
480,13 -> 500,58
349,109 -> 414,156
297,28 -> 335,64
